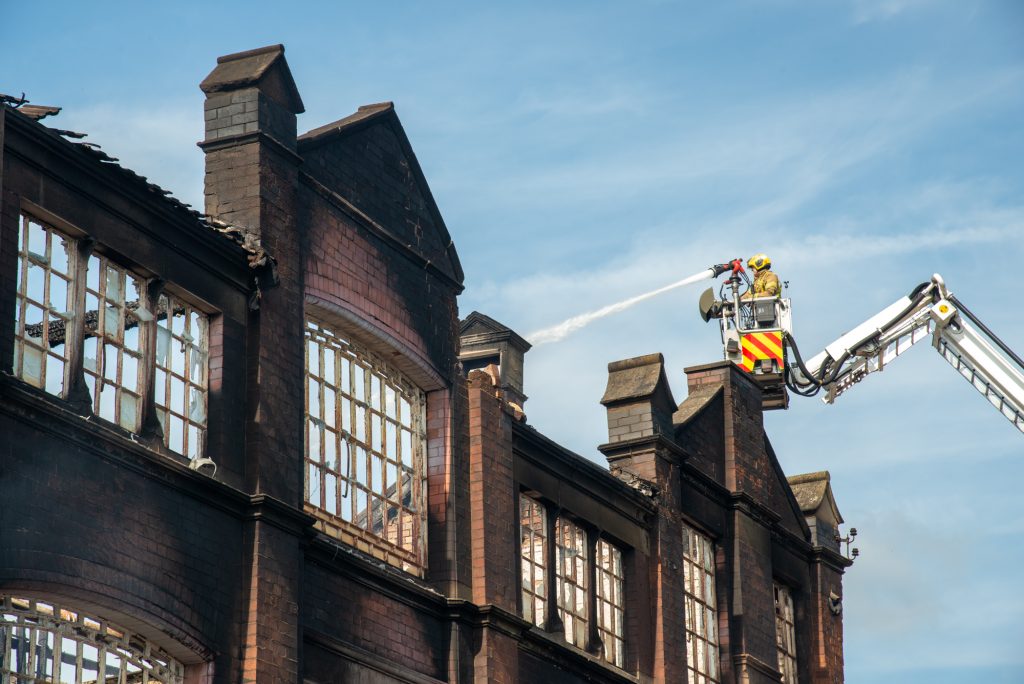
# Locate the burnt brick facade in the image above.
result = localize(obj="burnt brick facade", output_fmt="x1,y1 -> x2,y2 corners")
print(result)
1,44 -> 851,683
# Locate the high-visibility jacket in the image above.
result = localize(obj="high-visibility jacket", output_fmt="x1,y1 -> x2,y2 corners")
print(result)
751,269 -> 780,297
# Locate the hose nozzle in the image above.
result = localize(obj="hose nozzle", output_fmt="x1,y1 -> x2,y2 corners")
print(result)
710,259 -> 745,278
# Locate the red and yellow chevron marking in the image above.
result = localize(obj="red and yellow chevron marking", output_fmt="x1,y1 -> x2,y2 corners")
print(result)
740,331 -> 784,372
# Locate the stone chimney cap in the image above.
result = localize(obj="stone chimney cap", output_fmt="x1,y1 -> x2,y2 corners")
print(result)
601,353 -> 674,407
200,44 -> 305,113
787,471 -> 844,524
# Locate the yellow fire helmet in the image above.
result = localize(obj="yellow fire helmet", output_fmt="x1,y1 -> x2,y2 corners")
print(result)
747,253 -> 771,271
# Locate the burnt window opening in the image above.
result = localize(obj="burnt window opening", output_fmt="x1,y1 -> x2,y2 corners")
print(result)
153,294 -> 208,459
0,595 -> 185,683
13,214 -> 73,396
304,319 -> 427,573
83,254 -> 148,432
774,583 -> 798,684
518,492 -> 627,670
682,524 -> 720,684
520,495 -> 548,627
595,538 -> 625,669
556,517 -> 590,649
10,211 -> 211,462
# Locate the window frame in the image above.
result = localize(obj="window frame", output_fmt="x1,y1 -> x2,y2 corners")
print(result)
518,491 -> 628,670
1,594 -> 185,683
682,522 -> 720,684
9,209 -> 212,463
774,582 -> 799,684
303,318 -> 429,574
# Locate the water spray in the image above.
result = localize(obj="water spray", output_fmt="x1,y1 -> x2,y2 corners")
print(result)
528,267 -> 719,345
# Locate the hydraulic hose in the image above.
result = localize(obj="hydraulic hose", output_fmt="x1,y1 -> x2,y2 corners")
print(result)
784,280 -> 933,397
783,333 -> 824,397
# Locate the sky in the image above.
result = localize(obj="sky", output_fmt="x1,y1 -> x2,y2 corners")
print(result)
4,1 -> 1023,682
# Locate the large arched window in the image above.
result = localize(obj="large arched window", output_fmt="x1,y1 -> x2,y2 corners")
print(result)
1,595 -> 184,683
304,318 -> 428,573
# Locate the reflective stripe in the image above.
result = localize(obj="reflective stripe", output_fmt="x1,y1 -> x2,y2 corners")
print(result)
740,332 -> 784,372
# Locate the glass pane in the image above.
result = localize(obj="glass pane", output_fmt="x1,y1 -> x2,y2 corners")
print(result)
45,355 -> 64,396
189,387 -> 206,423
105,268 -> 122,302
104,305 -> 120,336
169,415 -> 184,453
156,326 -> 170,365
23,345 -> 44,387
188,424 -> 201,459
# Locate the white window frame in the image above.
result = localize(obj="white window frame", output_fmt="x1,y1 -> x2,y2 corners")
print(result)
304,318 -> 428,573
518,493 -> 628,670
11,210 -> 210,461
1,595 -> 184,683
682,523 -> 720,684
775,582 -> 799,684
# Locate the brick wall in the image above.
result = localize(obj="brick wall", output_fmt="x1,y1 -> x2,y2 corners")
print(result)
0,405 -> 245,676
302,560 -> 447,679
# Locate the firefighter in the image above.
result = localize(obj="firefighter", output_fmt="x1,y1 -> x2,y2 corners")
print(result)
745,253 -> 780,298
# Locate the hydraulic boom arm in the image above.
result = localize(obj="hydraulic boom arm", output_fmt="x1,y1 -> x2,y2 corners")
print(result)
785,274 -> 1024,433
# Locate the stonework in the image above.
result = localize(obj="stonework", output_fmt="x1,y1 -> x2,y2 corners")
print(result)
0,44 -> 850,683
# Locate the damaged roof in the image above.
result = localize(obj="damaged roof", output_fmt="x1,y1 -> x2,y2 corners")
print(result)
2,96 -> 268,268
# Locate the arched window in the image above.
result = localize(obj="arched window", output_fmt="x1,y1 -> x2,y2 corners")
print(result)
1,595 -> 184,683
304,318 -> 428,573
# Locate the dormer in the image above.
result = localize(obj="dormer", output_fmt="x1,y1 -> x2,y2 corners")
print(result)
458,312 -> 531,408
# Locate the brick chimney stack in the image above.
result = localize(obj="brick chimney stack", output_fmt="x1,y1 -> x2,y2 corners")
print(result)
198,45 -> 308,684
199,44 -> 304,232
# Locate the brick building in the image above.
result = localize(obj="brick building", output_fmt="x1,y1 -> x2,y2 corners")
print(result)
0,45 -> 852,683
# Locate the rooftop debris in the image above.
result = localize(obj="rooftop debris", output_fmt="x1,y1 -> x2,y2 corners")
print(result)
3,92 -> 275,273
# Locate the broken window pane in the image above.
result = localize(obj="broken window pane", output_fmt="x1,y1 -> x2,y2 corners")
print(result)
153,293 -> 208,460
520,495 -> 548,627
12,214 -> 73,396
304,318 -> 427,572
555,517 -> 589,650
775,583 -> 799,684
22,346 -> 44,387
84,255 -> 149,432
119,393 -> 138,431
596,538 -> 625,668
156,326 -> 170,365
1,595 -> 184,684
682,524 -> 720,683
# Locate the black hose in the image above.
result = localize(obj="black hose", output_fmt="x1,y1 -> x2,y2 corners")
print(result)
785,280 -> 934,398
819,282 -> 935,386
949,295 -> 1024,371
785,333 -> 822,387
908,281 -> 931,300
784,333 -> 823,397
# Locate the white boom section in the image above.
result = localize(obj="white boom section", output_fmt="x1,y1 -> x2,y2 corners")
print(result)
793,274 -> 1024,434
933,299 -> 1024,433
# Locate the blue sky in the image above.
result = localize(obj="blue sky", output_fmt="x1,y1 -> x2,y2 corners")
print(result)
4,1 -> 1023,681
